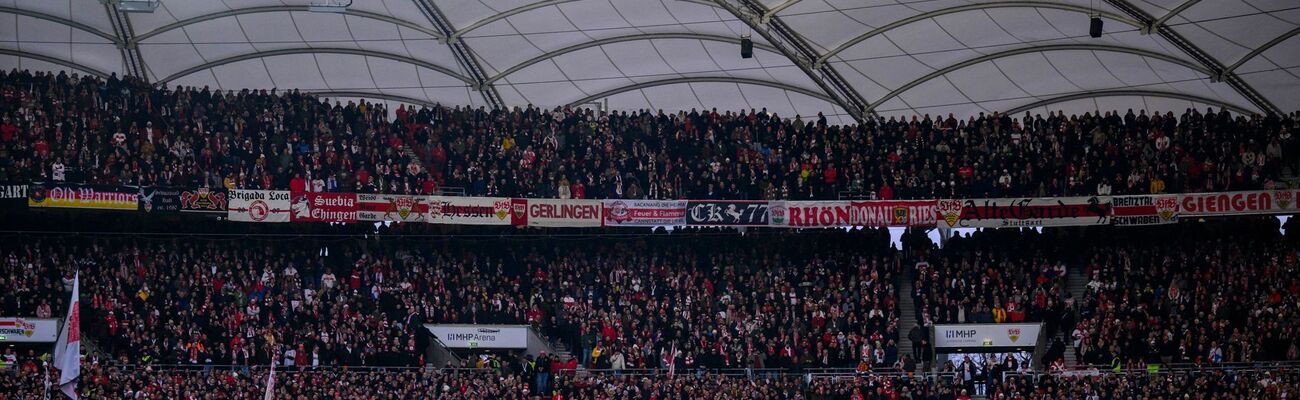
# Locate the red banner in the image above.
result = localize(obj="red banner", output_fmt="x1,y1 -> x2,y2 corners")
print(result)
291,192 -> 358,223
769,200 -> 937,228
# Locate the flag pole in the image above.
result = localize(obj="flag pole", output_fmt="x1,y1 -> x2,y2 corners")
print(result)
43,359 -> 50,400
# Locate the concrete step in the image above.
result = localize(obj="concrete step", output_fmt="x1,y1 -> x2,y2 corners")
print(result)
897,266 -> 920,368
1062,266 -> 1089,367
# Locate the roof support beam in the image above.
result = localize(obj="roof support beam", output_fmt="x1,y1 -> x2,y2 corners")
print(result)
486,32 -> 780,85
1221,27 -> 1300,78
1103,0 -> 1277,114
565,76 -> 835,107
103,1 -> 148,79
132,6 -> 445,44
307,91 -> 435,108
0,6 -> 119,43
155,48 -> 474,86
867,44 -> 1212,114
412,0 -> 502,108
0,48 -> 111,78
1003,89 -> 1253,116
714,0 -> 868,122
1144,0 -> 1201,34
817,1 -> 1144,66
760,0 -> 801,24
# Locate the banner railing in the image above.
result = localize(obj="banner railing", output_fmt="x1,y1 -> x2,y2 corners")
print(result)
8,182 -> 1298,229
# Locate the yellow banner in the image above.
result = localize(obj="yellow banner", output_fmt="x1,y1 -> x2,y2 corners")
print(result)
27,184 -> 139,210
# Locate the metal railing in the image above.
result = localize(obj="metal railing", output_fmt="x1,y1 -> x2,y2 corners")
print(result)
74,360 -> 1300,380
1001,360 -> 1300,383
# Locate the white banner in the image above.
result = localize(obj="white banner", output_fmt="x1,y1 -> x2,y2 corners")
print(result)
0,317 -> 59,342
511,198 -> 602,227
424,325 -> 529,349
228,190 -> 291,222
934,323 -> 1042,348
357,194 -> 433,222
429,196 -> 513,225
602,199 -> 687,226
1110,195 -> 1179,226
937,196 -> 1111,228
1178,189 -> 1300,216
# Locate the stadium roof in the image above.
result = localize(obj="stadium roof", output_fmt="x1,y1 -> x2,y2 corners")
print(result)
2,0 -> 1297,124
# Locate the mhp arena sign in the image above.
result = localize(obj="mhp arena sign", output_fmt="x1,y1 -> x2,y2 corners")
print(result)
424,325 -> 529,349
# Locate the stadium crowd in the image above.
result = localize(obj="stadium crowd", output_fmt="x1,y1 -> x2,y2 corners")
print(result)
3,362 -> 1299,399
3,69 -> 1298,200
0,230 -> 903,374
910,228 -> 1074,334
0,218 -> 1295,398
1071,219 -> 1300,368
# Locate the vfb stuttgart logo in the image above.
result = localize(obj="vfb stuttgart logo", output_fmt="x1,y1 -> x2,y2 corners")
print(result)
937,199 -> 963,227
493,199 -> 511,221
1155,196 -> 1178,222
767,202 -> 787,225
1275,189 -> 1295,210
1007,328 -> 1021,343
391,196 -> 419,219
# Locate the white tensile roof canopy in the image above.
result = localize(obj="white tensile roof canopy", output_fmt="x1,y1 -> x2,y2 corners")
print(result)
2,0 -> 1297,124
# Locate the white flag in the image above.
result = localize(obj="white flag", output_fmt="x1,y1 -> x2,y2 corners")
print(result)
667,343 -> 677,377
263,359 -> 276,400
52,272 -> 80,399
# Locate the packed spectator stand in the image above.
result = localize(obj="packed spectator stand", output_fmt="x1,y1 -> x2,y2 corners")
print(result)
3,69 -> 1298,201
3,68 -> 1300,399
2,213 -> 1298,398
0,229 -> 902,371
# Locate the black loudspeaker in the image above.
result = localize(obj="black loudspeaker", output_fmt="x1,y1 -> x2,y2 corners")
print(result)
741,37 -> 753,59
1090,17 -> 1103,38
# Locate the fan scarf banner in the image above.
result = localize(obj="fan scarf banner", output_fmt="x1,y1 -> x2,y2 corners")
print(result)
357,194 -> 432,223
602,199 -> 687,226
291,192 -> 358,223
768,200 -> 938,228
180,187 -> 228,213
1177,189 -> 1300,216
428,196 -> 513,225
27,183 -> 139,210
1110,195 -> 1179,226
937,196 -> 1111,228
685,200 -> 770,226
510,198 -> 602,227
228,190 -> 291,222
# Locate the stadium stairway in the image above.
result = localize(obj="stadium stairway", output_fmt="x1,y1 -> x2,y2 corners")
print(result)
897,268 -> 921,371
401,144 -> 424,175
549,340 -> 583,373
1063,266 -> 1090,367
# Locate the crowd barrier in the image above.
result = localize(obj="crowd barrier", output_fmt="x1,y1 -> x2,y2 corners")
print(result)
4,182 -> 1297,229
